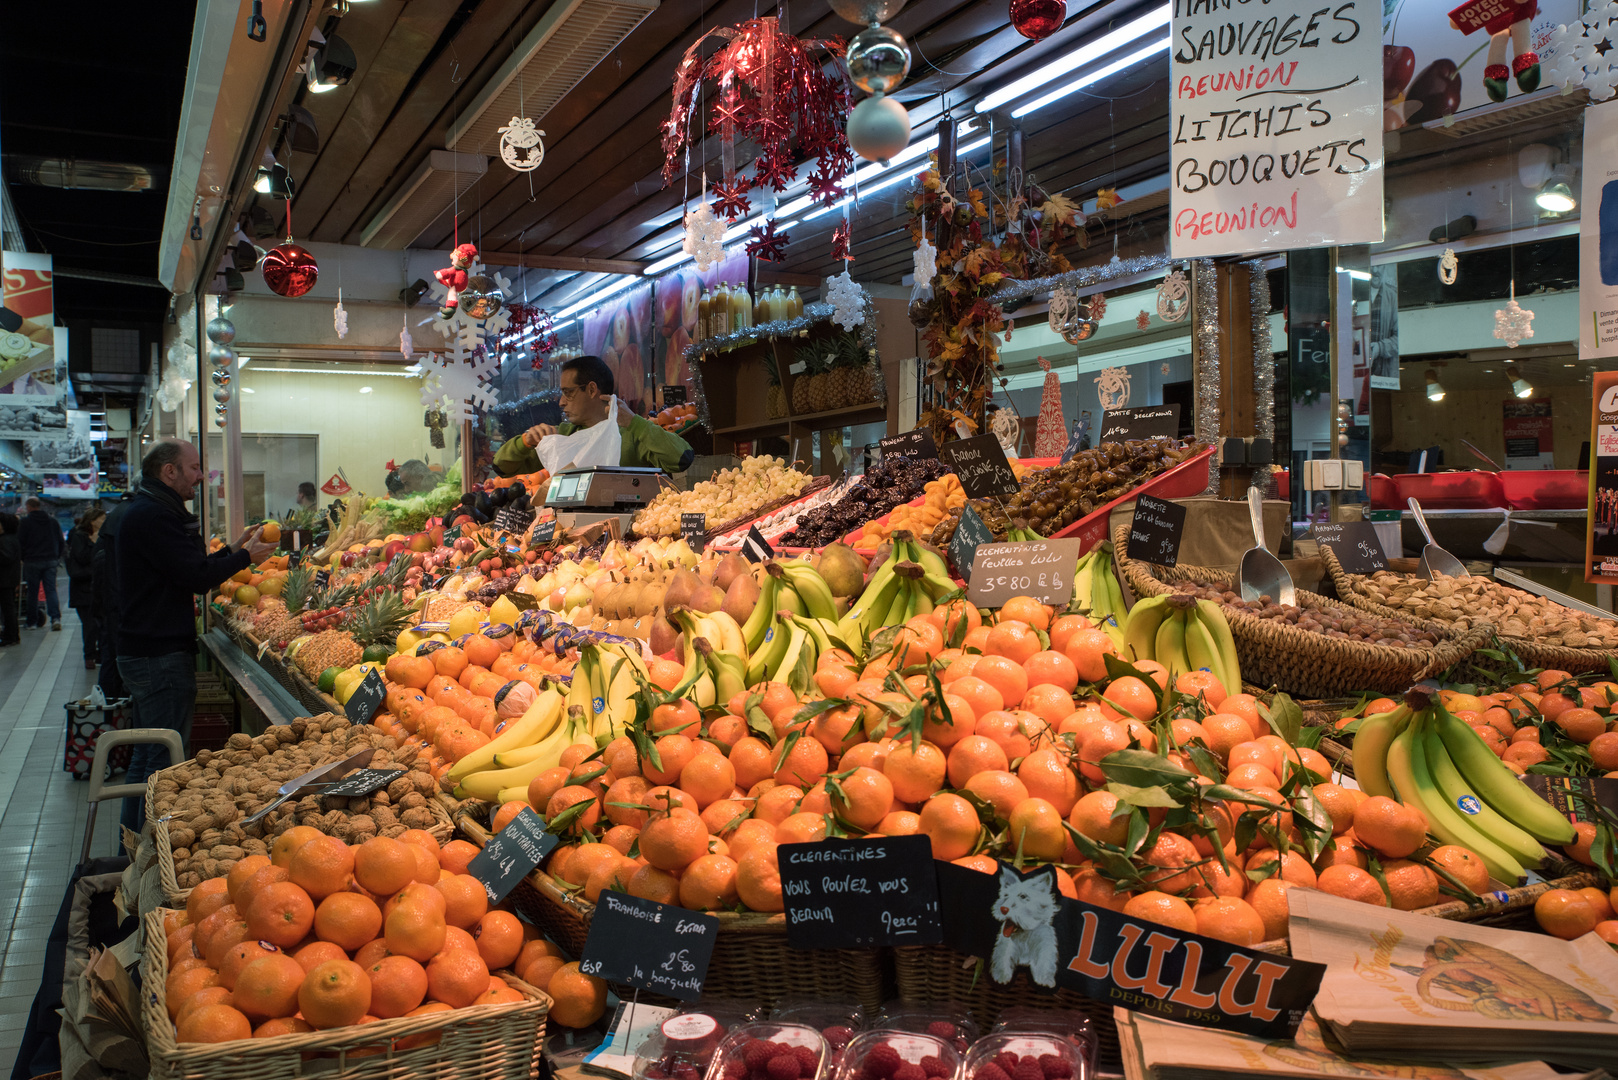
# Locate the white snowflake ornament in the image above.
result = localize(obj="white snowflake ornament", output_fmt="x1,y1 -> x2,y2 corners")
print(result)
913,238 -> 937,288
1494,286 -> 1535,348
1549,5 -> 1618,99
400,316 -> 414,360
420,349 -> 501,422
334,290 -> 348,339
826,270 -> 865,330
682,201 -> 726,272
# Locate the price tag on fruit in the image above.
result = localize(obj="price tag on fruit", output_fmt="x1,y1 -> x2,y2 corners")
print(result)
663,384 -> 687,406
1060,418 -> 1087,465
966,538 -> 1087,608
467,807 -> 559,905
313,568 -> 331,589
532,517 -> 557,544
343,669 -> 387,723
1310,521 -> 1386,574
950,505 -> 995,582
681,512 -> 707,554
879,427 -> 939,461
778,835 -> 942,949
1129,495 -> 1187,568
321,769 -> 406,799
1098,404 -> 1180,444
940,434 -> 1020,500
742,525 -> 774,563
580,891 -> 718,1000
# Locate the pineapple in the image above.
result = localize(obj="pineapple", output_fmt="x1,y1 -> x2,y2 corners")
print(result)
295,629 -> 363,678
791,341 -> 816,413
347,590 -> 411,650
837,334 -> 876,407
807,350 -> 834,412
282,566 -> 316,614
764,351 -> 787,418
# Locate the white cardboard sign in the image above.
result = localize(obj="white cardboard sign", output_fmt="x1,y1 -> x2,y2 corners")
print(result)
1581,99 -> 1618,360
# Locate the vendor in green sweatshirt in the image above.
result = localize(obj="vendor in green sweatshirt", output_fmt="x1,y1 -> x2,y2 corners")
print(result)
493,354 -> 694,476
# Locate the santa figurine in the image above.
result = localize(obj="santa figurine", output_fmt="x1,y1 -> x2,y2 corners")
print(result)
435,243 -> 478,319
1449,0 -> 1539,103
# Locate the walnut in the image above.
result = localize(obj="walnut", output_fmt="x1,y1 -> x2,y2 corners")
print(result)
241,838 -> 268,855
195,750 -> 215,767
212,845 -> 245,862
381,824 -> 407,839
371,790 -> 391,808
398,792 -> 427,811
387,777 -> 415,802
347,816 -> 378,839
227,733 -> 253,750
171,847 -> 191,861
400,807 -> 435,830
168,827 -> 197,849
411,771 -> 437,796
179,871 -> 202,890
370,806 -> 399,829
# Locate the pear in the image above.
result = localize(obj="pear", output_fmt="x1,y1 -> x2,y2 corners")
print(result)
664,568 -> 703,612
713,552 -> 751,592
816,542 -> 868,599
634,583 -> 661,618
721,572 -> 761,625
687,582 -> 725,613
562,581 -> 593,612
649,616 -> 681,656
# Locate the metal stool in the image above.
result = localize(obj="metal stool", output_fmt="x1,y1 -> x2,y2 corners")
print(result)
81,728 -> 184,863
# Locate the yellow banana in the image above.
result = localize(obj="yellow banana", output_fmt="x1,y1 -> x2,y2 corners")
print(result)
446,687 -> 563,782
1350,704 -> 1411,800
1122,594 -> 1171,664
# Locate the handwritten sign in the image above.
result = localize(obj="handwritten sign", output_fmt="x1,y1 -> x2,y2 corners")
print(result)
879,427 -> 940,461
1169,0 -> 1384,258
532,517 -> 557,544
779,836 -> 941,949
663,384 -> 687,406
322,769 -> 406,799
580,892 -> 718,1000
343,669 -> 387,723
967,538 -> 1087,608
949,505 -> 996,582
467,808 -> 559,905
742,525 -> 774,563
941,434 -> 1020,500
1311,521 -> 1386,574
1060,419 -> 1088,465
681,513 -> 707,553
1099,404 -> 1180,444
1130,495 -> 1187,568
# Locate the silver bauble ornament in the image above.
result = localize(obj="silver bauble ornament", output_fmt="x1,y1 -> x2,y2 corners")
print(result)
209,369 -> 231,387
828,0 -> 906,24
847,25 -> 910,95
459,275 -> 505,320
208,343 -> 236,368
205,317 -> 236,344
212,387 -> 232,404
847,94 -> 911,163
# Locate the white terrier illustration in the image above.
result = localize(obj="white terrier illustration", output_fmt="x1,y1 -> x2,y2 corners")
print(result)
989,866 -> 1059,987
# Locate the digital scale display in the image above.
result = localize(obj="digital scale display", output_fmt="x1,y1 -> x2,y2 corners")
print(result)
549,475 -> 583,502
542,467 -> 663,509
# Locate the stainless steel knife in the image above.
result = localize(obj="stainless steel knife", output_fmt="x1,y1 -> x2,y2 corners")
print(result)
240,747 -> 377,827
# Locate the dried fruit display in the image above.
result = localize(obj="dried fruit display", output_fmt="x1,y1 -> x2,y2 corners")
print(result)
635,456 -> 812,538
780,455 -> 951,547
1173,581 -> 1443,649
1344,571 -> 1618,650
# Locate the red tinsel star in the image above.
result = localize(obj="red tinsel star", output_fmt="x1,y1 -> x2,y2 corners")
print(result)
830,221 -> 854,263
752,151 -> 796,193
745,220 -> 791,261
710,179 -> 753,220
806,165 -> 844,206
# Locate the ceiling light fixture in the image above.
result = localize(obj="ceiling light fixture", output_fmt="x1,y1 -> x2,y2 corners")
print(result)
976,4 -> 1171,114
254,163 -> 295,199
1507,363 -> 1534,398
1011,38 -> 1169,117
1425,369 -> 1445,402
306,33 -> 357,93
359,386 -> 374,394
1536,163 -> 1577,213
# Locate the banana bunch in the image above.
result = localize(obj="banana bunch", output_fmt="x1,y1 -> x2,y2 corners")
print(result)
835,530 -> 959,651
1072,543 -> 1128,649
742,611 -> 842,696
1353,696 -> 1576,886
1004,526 -> 1042,542
738,558 -> 829,654
447,683 -> 594,802
668,608 -> 749,707
1121,593 -> 1241,695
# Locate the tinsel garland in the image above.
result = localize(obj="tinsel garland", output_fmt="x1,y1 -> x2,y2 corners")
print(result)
1245,259 -> 1275,444
485,390 -> 562,417
983,253 -> 1173,306
1193,258 -> 1222,494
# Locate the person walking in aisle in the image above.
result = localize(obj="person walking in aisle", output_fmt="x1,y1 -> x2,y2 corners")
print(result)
67,507 -> 106,669
117,440 -> 275,831
0,512 -> 20,647
18,496 -> 63,630
93,494 -> 133,697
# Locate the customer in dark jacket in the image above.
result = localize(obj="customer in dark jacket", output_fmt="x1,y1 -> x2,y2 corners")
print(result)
0,512 -> 20,646
18,496 -> 63,630
94,495 -> 133,696
67,507 -> 105,668
117,440 -> 275,830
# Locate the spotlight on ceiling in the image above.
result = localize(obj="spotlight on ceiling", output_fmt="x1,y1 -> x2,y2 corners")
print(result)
307,34 -> 357,93
283,104 -> 321,155
1536,163 -> 1577,213
1507,364 -> 1534,398
1425,369 -> 1445,402
400,278 -> 431,307
254,162 -> 295,199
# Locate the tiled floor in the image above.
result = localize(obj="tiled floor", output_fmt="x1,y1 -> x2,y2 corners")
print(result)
0,581 -> 122,1071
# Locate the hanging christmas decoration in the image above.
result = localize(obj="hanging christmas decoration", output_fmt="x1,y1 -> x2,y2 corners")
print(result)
424,253 -> 513,420
1137,310 -> 1151,331
1009,0 -> 1066,41
660,17 -> 853,210
425,407 -> 448,448
1094,187 -> 1122,211
1438,248 -> 1459,285
912,237 -> 938,293
828,0 -> 907,23
434,243 -> 478,319
157,341 -> 194,413
831,220 -> 854,263
1047,285 -> 1098,343
683,199 -> 727,270
1086,291 -> 1107,320
1094,365 -> 1131,410
710,180 -> 753,221
1156,268 -> 1190,322
421,348 -> 501,423
745,219 -> 792,262
262,241 -> 318,297
846,24 -> 910,94
1032,355 -> 1065,457
505,304 -> 558,366
497,115 -> 546,172
825,270 -> 866,330
1494,283 -> 1535,348
400,316 -> 414,360
458,275 -> 506,320
1548,4 -> 1618,99
847,94 -> 911,163
989,402 -> 1022,456
333,289 -> 349,339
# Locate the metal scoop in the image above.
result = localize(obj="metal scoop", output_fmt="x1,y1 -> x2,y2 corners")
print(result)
1239,486 -> 1296,607
1408,497 -> 1468,579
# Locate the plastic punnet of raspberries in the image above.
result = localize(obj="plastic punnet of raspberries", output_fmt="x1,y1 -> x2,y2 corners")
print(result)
673,1065 -> 701,1080
823,1027 -> 855,1051
919,1057 -> 951,1079
1037,1056 -> 1071,1080
893,1064 -> 927,1080
1011,1060 -> 1045,1080
974,1065 -> 1010,1080
745,1042 -> 777,1074
724,1061 -> 748,1080
993,1054 -> 1020,1074
862,1043 -> 903,1079
792,1046 -> 819,1073
926,1023 -> 959,1042
766,1056 -> 801,1080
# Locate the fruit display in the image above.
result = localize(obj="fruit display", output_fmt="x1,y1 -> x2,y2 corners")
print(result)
634,456 -> 814,538
1164,581 -> 1443,650
792,332 -> 880,413
710,1023 -> 832,1080
837,1029 -> 960,1080
374,463 -> 466,532
780,456 -> 953,547
1120,592 -> 1241,696
655,402 -> 701,430
711,476 -> 859,550
850,474 -> 966,548
929,438 -> 1206,546
1342,570 -> 1618,650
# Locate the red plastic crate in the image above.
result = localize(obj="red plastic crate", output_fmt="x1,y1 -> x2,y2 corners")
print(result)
1498,469 -> 1588,510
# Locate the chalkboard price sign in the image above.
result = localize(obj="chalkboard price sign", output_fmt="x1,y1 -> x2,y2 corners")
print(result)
778,835 -> 941,949
1312,521 -> 1387,574
467,807 -> 560,905
1098,404 -> 1180,444
879,427 -> 939,462
580,892 -> 718,1000
343,669 -> 387,723
966,538 -> 1087,609
681,513 -> 706,553
940,434 -> 1020,500
742,525 -> 774,563
663,385 -> 687,406
322,769 -> 406,799
532,517 -> 557,544
1129,495 -> 1187,568
949,505 -> 995,582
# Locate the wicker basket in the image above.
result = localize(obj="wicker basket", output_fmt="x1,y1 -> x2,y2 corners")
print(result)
456,813 -> 893,1010
141,907 -> 549,1080
1318,545 -> 1617,676
1113,524 -> 1488,698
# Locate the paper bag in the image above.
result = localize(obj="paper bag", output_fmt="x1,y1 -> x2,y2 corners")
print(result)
538,397 -> 622,473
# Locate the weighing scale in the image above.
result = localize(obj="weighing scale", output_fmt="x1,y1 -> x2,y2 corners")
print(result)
542,465 -> 667,531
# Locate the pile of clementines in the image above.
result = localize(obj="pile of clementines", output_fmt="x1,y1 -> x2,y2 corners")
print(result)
161,825 -> 608,1045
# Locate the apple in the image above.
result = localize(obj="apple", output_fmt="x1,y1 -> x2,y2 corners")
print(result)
409,531 -> 433,552
382,539 -> 408,562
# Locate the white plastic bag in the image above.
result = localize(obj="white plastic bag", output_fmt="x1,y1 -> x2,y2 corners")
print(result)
536,396 -> 623,473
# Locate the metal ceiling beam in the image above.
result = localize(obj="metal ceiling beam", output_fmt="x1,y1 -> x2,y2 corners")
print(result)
474,252 -> 646,275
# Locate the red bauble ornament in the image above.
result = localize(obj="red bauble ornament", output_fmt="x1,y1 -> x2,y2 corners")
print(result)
262,243 -> 319,297
1010,0 -> 1066,41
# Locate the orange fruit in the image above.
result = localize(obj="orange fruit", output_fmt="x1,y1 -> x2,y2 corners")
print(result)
736,841 -> 784,913
474,910 -> 526,970
1024,651 -> 1079,694
1312,783 -> 1357,835
1068,790 -> 1128,847
829,766 -> 894,831
628,864 -> 683,906
166,965 -> 222,1019
385,895 -> 448,962
728,819 -> 779,862
186,878 -> 232,927
436,872 -> 490,930
253,1016 -> 315,1039
313,892 -> 383,952
972,656 -> 1031,712
1352,796 -> 1427,858
962,770 -> 1029,819
1019,684 -> 1076,729
545,785 -> 602,836
427,947 -> 490,1008
949,677 -> 1006,722
680,753 -> 738,810
225,855 -> 272,907
875,810 -> 921,836
202,917 -> 253,971
1193,897 -> 1266,946
444,925 -> 480,953
1017,747 -> 1079,814
918,793 -> 981,862
1535,888 -> 1601,939
438,839 -> 481,875
1579,886 -> 1615,921
1175,669 -> 1227,707
975,710 -> 1035,760
883,739 -> 947,803
643,734 -> 697,786
521,954 -> 569,991
176,1003 -> 252,1043
1245,878 -> 1295,942
547,962 -> 608,1028
352,938 -> 392,969
680,854 -> 741,910
1070,868 -> 1130,912
1318,865 -> 1388,906
1588,731 -> 1618,771
999,596 -> 1052,631
293,940 -> 348,974
641,811 -> 710,872
1121,891 -> 1196,933
1064,630 -> 1117,683
175,986 -> 233,1026
775,812 -> 829,845
1075,722 -> 1130,786
232,953 -> 306,1021
245,882 -> 315,948
1245,849 -> 1318,889
354,836 -> 417,896
1565,821 -> 1598,866
299,959 -> 372,1029
1428,845 -> 1489,895
772,736 -> 829,789
1595,921 -> 1618,946
269,825 -> 324,868
217,940 -> 279,991
1006,798 -> 1066,861
193,904 -> 241,959
1381,859 -> 1440,911
583,853 -> 638,904
1557,707 -> 1607,744
396,1002 -> 454,1048
411,842 -> 441,883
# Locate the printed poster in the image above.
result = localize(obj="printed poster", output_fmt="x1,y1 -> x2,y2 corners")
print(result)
1169,0 -> 1384,257
1580,98 -> 1618,359
579,284 -> 655,416
0,251 -> 59,397
1588,370 -> 1618,583
652,251 -> 750,392
1502,398 -> 1554,469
